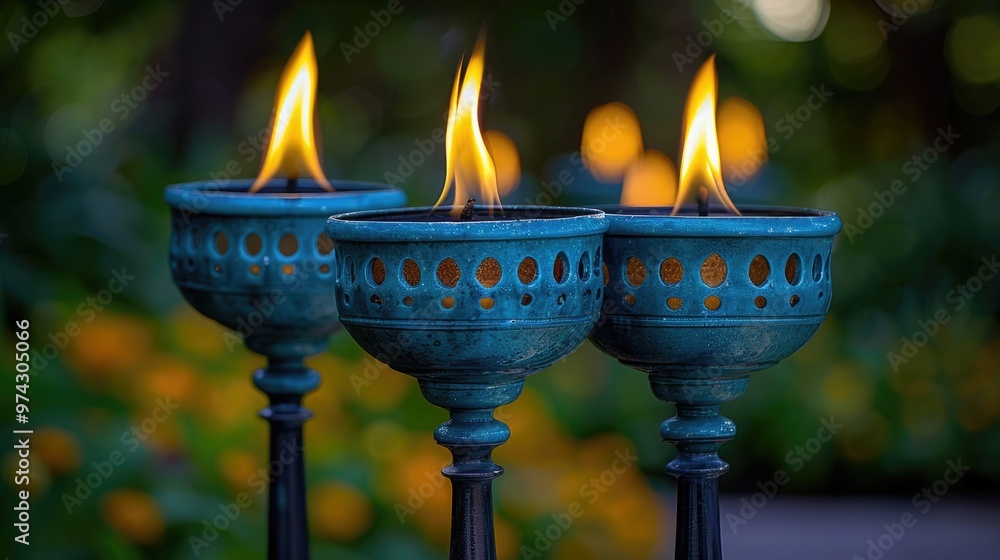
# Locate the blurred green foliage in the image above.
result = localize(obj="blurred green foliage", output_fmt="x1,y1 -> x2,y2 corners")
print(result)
1,0 -> 999,558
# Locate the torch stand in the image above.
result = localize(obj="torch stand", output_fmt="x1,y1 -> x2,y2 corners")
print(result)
250,339 -> 326,559
650,368 -> 749,559
165,179 -> 405,560
590,205 -> 840,560
326,206 -> 608,560
420,378 -> 524,560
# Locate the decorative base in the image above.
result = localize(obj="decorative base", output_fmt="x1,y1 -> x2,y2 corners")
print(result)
250,339 -> 325,560
649,369 -> 750,560
418,377 -> 526,560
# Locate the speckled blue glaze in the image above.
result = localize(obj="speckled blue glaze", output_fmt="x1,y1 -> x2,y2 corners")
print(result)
326,205 -> 608,560
590,205 -> 841,560
166,179 -> 405,355
165,178 -> 404,560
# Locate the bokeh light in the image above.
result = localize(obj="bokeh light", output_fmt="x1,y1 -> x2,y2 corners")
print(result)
946,14 -> 1000,85
717,96 -> 767,183
621,149 -> 677,206
752,0 -> 830,41
580,102 -> 643,183
484,129 -> 522,197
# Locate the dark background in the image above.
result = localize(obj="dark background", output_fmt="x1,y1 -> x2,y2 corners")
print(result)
1,0 -> 999,558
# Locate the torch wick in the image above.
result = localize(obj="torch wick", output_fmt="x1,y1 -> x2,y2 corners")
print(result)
698,186 -> 709,217
460,198 -> 476,222
286,177 -> 298,193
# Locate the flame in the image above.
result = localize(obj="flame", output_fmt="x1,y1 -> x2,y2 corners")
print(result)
673,55 -> 739,215
250,32 -> 331,193
433,36 -> 500,217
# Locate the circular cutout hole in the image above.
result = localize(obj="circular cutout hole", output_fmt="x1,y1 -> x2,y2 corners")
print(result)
812,254 -> 823,282
785,254 -> 802,285
602,262 -> 609,287
279,233 -> 299,257
557,293 -> 567,305
521,294 -> 532,306
319,264 -> 331,274
480,297 -> 495,310
660,257 -> 683,285
345,256 -> 356,283
282,264 -> 295,275
518,257 -> 538,284
700,253 -> 727,287
666,297 -> 682,310
441,296 -> 455,309
250,264 -> 261,275
437,258 -> 461,288
214,264 -> 223,273
317,233 -> 334,256
624,294 -> 636,306
370,257 -> 386,286
215,231 -> 229,255
790,294 -> 800,307
705,295 -> 721,310
749,254 -> 770,287
403,295 -> 414,306
402,259 -> 421,287
554,252 -> 570,284
819,291 -> 824,299
755,295 -> 767,308
245,233 -> 263,256
343,292 -> 350,305
579,252 -> 591,281
477,257 -> 502,288
625,257 -> 646,287
370,294 -> 382,305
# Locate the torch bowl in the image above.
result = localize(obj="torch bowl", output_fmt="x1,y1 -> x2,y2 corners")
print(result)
165,179 -> 405,355
590,206 -> 842,373
325,206 -> 608,378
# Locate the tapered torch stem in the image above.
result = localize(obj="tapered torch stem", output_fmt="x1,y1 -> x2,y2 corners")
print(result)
649,369 -> 749,560
253,353 -> 321,560
419,378 -> 525,560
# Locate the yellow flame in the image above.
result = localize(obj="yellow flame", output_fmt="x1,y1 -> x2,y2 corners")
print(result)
673,55 -> 740,215
250,32 -> 331,193
581,102 -> 643,183
717,97 -> 767,183
621,150 -> 677,206
433,36 -> 500,218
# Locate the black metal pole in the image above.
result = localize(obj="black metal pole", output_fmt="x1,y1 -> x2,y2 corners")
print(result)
254,355 -> 320,560
650,371 -> 749,560
442,442 -> 502,560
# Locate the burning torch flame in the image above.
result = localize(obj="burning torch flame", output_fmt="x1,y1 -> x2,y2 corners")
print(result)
673,55 -> 740,215
433,35 -> 501,218
250,32 -> 332,193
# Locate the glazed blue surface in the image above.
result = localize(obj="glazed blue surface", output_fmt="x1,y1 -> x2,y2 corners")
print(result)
166,179 -> 405,354
326,206 -> 608,560
165,178 -> 404,560
327,206 -> 608,376
591,205 -> 841,560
